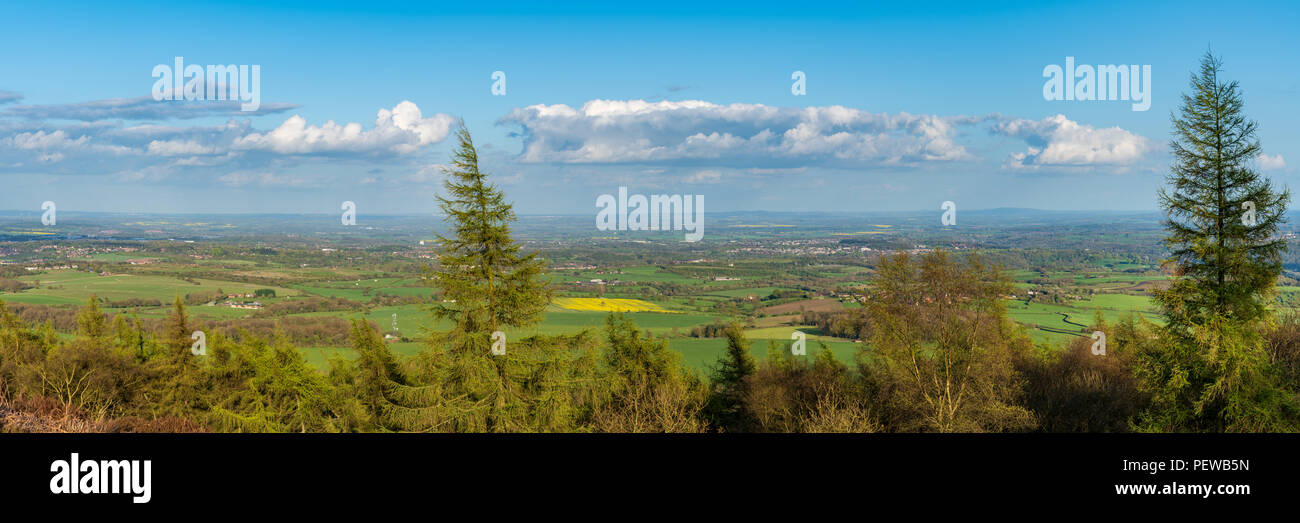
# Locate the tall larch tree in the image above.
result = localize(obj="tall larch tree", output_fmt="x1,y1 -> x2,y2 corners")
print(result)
417,124 -> 556,431
1141,52 -> 1297,432
428,125 -> 550,351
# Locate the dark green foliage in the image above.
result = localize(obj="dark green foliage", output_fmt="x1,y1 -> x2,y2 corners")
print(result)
428,125 -> 550,342
703,323 -> 758,432
1157,52 -> 1288,327
593,313 -> 705,432
1142,52 -> 1300,432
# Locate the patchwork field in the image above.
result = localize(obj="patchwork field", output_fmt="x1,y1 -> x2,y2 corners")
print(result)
0,239 -> 1220,379
5,270 -> 302,307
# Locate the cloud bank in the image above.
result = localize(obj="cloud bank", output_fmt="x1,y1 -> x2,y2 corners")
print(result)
500,100 -> 976,167
500,100 -> 1152,173
0,100 -> 456,182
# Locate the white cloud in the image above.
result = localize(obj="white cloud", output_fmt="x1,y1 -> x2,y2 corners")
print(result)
4,129 -> 134,157
147,139 -> 221,156
992,114 -> 1151,169
8,130 -> 89,150
233,101 -> 455,155
499,99 -> 974,167
1257,153 -> 1287,171
217,171 -> 309,188
0,101 -> 458,179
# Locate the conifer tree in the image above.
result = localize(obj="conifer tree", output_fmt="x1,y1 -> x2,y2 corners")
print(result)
149,296 -> 204,417
164,296 -> 192,356
428,125 -> 550,350
595,313 -> 705,432
375,125 -> 559,432
1157,51 -> 1288,327
347,318 -> 448,431
704,323 -> 757,432
1140,52 -> 1297,432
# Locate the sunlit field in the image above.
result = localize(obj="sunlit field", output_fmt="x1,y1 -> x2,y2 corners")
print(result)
552,297 -> 679,313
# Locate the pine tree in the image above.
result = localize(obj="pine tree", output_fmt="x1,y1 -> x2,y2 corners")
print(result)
377,125 -> 559,432
1140,52 -> 1297,432
428,125 -> 550,350
1157,51 -> 1288,327
148,296 -> 205,418
127,310 -> 146,361
164,296 -> 192,356
704,323 -> 757,432
595,313 -> 705,432
347,318 -> 448,432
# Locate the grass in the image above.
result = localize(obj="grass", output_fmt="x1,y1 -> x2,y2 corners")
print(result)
1005,294 -> 1161,346
743,325 -> 851,341
666,337 -> 862,374
3,270 -> 302,306
701,287 -> 792,298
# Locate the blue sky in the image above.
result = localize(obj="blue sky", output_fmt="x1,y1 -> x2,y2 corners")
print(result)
1,0 -> 1297,215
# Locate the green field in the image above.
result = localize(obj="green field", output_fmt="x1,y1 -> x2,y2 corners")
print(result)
665,337 -> 862,374
0,259 -> 1183,374
1006,294 -> 1160,346
701,286 -> 794,298
3,270 -> 302,306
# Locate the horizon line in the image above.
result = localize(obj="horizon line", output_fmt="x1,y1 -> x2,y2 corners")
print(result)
0,208 -> 1169,217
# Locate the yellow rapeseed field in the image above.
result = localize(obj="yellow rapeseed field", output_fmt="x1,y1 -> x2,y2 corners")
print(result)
553,297 -> 676,313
